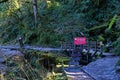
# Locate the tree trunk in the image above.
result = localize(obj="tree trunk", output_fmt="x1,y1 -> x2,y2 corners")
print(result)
32,0 -> 37,26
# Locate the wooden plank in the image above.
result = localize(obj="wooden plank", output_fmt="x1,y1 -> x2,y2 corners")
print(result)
71,53 -> 81,57
73,57 -> 81,61
69,61 -> 79,65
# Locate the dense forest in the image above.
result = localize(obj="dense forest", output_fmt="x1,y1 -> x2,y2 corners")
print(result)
1,0 -> 120,80
0,0 -> 120,53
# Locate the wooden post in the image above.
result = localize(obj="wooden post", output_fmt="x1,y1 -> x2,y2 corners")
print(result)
100,41 -> 103,55
18,37 -> 24,49
18,37 -> 25,54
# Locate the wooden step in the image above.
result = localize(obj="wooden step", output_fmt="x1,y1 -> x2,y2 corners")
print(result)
69,61 -> 79,65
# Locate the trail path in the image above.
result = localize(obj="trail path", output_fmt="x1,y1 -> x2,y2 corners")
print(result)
82,56 -> 120,80
0,45 -> 120,80
64,56 -> 120,80
64,67 -> 95,80
0,45 -> 61,51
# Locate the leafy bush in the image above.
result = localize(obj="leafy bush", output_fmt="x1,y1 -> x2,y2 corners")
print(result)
113,36 -> 120,55
0,0 -> 120,47
4,50 -> 68,80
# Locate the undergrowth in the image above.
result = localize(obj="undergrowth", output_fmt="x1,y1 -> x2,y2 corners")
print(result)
1,50 -> 68,80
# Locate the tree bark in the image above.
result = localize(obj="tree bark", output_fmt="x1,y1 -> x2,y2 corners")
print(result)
32,0 -> 37,26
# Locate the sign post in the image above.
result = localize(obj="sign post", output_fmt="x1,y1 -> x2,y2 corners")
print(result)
74,37 -> 86,51
74,37 -> 86,45
69,37 -> 87,67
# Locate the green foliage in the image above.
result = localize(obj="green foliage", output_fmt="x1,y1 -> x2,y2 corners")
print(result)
4,50 -> 68,79
105,15 -> 120,42
98,35 -> 105,41
5,56 -> 46,80
0,0 -> 120,47
108,15 -> 118,29
113,36 -> 120,55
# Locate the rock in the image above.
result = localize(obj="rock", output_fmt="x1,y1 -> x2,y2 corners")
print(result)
0,49 -> 23,57
0,49 -> 24,73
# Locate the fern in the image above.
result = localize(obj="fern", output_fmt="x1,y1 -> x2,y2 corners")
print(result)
108,14 -> 118,30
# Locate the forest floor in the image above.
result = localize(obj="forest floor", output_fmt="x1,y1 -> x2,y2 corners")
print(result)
0,46 -> 120,80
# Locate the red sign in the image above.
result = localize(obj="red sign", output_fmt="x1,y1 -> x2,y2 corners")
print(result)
74,37 -> 86,45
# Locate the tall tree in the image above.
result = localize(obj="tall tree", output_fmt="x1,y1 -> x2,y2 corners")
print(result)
32,0 -> 38,26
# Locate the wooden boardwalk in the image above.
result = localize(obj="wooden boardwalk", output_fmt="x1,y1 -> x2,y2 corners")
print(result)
0,45 -> 61,51
0,45 -> 118,80
64,67 -> 95,80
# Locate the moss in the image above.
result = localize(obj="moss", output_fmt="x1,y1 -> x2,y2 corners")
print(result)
56,57 -> 69,64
